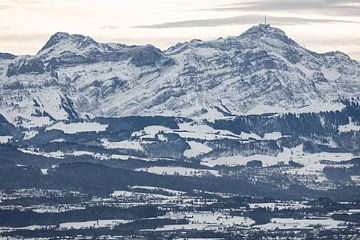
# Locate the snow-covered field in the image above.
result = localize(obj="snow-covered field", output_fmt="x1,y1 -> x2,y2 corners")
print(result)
339,119 -> 360,133
153,211 -> 255,231
184,141 -> 212,158
0,135 -> 12,143
131,121 -> 268,143
19,148 -> 66,159
59,219 -> 129,230
258,217 -> 347,231
137,166 -> 220,177
176,122 -> 262,141
351,176 -> 360,185
22,130 -> 38,140
101,138 -> 143,151
128,185 -> 186,196
131,125 -> 171,141
111,190 -> 179,201
47,122 -> 108,134
203,144 -> 354,168
249,201 -> 311,210
17,146 -> 175,163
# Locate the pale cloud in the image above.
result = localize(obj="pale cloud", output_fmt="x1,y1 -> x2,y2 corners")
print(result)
136,15 -> 359,28
214,0 -> 360,16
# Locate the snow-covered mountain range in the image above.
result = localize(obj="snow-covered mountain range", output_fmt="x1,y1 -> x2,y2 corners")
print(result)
1,24 -> 360,128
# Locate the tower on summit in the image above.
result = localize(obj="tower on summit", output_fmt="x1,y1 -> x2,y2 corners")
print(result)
264,16 -> 270,26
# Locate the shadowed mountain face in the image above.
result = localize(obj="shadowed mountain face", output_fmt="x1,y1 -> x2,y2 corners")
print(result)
0,24 -> 359,127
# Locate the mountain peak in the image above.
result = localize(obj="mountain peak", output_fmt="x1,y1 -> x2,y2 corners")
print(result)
240,24 -> 296,45
38,32 -> 98,54
242,24 -> 285,36
39,32 -> 71,52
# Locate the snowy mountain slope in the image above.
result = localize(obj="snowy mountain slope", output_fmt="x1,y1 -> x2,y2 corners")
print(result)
1,24 -> 360,127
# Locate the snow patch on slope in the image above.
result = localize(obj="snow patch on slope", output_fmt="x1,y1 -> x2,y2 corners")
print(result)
184,141 -> 212,158
0,135 -> 12,143
47,122 -> 108,134
339,119 -> 360,132
101,138 -> 143,151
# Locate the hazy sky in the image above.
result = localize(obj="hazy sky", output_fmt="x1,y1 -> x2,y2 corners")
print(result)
1,0 -> 360,60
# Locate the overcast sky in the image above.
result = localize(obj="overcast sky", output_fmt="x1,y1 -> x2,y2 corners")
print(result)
1,0 -> 359,59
